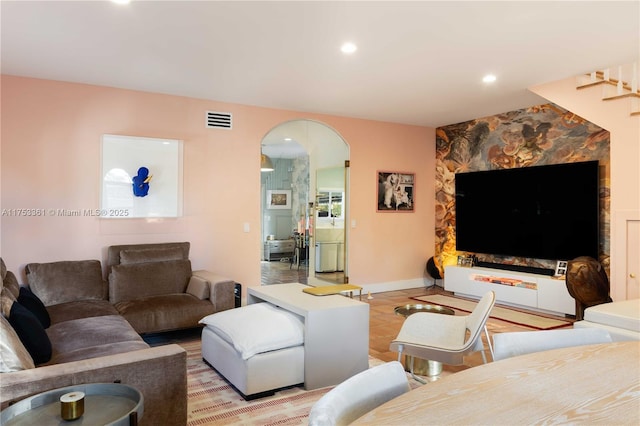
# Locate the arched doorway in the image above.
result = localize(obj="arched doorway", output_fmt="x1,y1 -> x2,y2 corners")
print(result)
260,119 -> 349,286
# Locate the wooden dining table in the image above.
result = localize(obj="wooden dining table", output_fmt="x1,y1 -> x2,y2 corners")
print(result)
354,341 -> 640,425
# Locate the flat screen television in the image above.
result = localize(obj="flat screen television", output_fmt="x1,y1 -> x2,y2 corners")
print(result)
454,161 -> 599,265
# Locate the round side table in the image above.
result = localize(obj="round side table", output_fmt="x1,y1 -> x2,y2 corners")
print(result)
394,303 -> 455,377
1,383 -> 143,426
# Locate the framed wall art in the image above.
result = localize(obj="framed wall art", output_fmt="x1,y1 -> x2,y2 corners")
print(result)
377,171 -> 415,212
101,134 -> 183,218
267,190 -> 292,210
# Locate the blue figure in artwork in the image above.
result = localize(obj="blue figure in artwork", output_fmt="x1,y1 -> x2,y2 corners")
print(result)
132,167 -> 152,197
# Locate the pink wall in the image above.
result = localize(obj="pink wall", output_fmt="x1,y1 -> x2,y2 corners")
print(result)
0,76 -> 434,293
531,74 -> 640,301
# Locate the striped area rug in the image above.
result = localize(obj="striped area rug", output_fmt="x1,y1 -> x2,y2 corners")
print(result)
411,294 -> 573,330
181,339 -> 394,425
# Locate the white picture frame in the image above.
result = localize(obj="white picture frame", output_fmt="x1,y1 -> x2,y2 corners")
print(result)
555,260 -> 568,276
101,134 -> 183,218
267,190 -> 292,210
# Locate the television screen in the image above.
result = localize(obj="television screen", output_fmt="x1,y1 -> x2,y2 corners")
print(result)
455,161 -> 599,261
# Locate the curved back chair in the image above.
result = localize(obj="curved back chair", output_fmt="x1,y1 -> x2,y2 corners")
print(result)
390,291 -> 495,380
308,361 -> 410,426
492,327 -> 612,361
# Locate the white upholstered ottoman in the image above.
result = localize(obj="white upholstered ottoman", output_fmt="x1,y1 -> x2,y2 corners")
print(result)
199,302 -> 305,399
573,299 -> 640,341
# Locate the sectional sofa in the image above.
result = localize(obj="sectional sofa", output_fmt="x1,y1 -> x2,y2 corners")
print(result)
0,242 -> 235,425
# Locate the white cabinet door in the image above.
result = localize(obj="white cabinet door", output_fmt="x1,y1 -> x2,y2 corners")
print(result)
446,266 -> 575,315
627,219 -> 640,300
445,266 -> 537,308
537,277 -> 575,315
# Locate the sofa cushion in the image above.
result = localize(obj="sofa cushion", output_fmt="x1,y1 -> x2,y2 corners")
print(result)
0,313 -> 35,372
8,301 -> 52,365
199,302 -> 304,360
108,259 -> 192,304
18,287 -> 51,328
107,242 -> 190,269
26,260 -> 106,306
186,275 -> 210,300
46,299 -> 119,325
45,315 -> 148,364
115,293 -> 215,334
120,246 -> 184,265
50,341 -> 151,364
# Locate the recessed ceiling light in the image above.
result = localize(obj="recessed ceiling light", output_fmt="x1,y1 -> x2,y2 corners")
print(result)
483,74 -> 497,83
341,42 -> 357,54
284,138 -> 292,141
112,0 -> 131,4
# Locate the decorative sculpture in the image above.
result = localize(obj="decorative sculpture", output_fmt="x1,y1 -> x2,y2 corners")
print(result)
132,167 -> 152,197
566,256 -> 612,320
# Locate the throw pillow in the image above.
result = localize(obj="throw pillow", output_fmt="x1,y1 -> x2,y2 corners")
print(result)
0,257 -> 7,281
0,314 -> 35,372
1,286 -> 17,317
18,286 -> 51,328
8,301 -> 52,365
186,275 -> 210,300
2,270 -> 20,300
119,247 -> 184,265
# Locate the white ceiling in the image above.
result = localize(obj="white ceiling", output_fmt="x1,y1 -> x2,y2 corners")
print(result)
1,1 -> 638,129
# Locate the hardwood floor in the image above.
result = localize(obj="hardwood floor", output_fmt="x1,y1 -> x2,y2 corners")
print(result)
260,259 -> 344,285
261,259 -> 309,285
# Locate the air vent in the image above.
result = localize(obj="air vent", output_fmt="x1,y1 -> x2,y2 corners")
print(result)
206,111 -> 232,129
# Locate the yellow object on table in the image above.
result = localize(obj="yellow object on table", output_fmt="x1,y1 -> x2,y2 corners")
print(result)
303,284 -> 363,300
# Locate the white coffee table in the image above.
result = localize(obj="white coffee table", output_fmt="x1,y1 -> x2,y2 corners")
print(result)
248,283 -> 370,390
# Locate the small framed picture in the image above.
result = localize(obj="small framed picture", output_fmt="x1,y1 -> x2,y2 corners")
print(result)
267,190 -> 291,210
555,260 -> 568,276
377,171 -> 415,212
457,256 -> 474,267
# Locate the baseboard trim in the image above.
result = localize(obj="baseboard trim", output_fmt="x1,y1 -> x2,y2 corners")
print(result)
358,278 -> 427,295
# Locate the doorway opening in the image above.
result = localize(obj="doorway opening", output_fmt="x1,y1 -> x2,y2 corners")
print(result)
260,120 -> 349,286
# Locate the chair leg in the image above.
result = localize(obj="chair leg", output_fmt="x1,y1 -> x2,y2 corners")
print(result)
484,325 -> 494,360
408,356 -> 427,385
480,348 -> 488,364
397,348 -> 426,385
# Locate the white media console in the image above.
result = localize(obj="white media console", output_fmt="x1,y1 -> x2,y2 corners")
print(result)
444,265 -> 576,316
